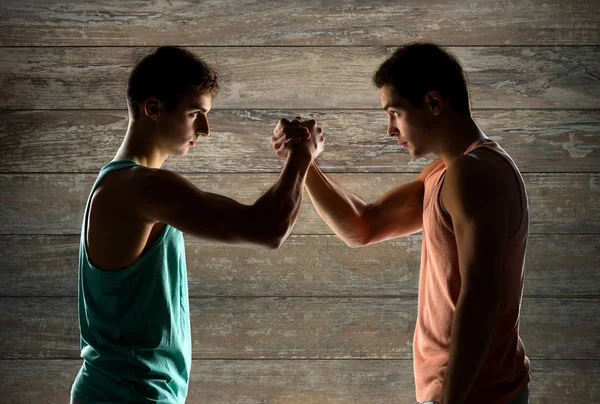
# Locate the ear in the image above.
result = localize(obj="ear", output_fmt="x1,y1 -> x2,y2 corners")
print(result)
143,97 -> 162,121
424,90 -> 442,116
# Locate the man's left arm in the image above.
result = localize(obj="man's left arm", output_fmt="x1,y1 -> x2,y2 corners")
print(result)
440,155 -> 512,404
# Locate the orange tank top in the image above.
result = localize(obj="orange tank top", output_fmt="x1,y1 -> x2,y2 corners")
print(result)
413,138 -> 530,403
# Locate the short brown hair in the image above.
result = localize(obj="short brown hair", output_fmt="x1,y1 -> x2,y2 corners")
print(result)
127,46 -> 220,118
373,43 -> 471,116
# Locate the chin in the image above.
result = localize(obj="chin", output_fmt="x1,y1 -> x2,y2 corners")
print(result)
173,148 -> 189,157
411,149 -> 427,158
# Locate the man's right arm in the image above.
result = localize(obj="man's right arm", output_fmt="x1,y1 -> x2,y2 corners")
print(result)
271,116 -> 442,248
304,160 -> 440,247
129,147 -> 314,249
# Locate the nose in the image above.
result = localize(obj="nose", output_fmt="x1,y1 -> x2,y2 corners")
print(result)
195,113 -> 210,137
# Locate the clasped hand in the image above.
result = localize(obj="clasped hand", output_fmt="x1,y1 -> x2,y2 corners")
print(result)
271,116 -> 325,161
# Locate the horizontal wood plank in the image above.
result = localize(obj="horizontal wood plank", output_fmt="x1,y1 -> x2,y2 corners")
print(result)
1,3 -> 598,403
1,109 -> 599,173
0,173 -> 598,235
1,234 -> 597,297
1,47 -> 599,109
0,0 -> 598,46
1,359 -> 598,403
0,297 -> 597,360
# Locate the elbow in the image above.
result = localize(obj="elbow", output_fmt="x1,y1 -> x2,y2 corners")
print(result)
344,240 -> 362,249
257,221 -> 292,250
251,227 -> 287,250
343,238 -> 365,249
251,233 -> 285,250
343,208 -> 374,248
265,234 -> 286,250
342,232 -> 371,249
248,203 -> 294,250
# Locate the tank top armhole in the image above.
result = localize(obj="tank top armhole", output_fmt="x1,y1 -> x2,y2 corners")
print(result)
433,140 -> 528,237
436,180 -> 454,229
82,161 -> 140,250
434,174 -> 456,234
81,160 -> 170,280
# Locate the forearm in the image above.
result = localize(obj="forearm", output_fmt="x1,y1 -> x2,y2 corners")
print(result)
305,162 -> 369,247
252,149 -> 313,246
442,292 -> 500,403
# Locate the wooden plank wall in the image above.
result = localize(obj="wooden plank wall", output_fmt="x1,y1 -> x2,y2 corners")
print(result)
0,1 -> 599,403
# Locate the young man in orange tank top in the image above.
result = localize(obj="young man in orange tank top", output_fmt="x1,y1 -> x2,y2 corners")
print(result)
271,43 -> 530,404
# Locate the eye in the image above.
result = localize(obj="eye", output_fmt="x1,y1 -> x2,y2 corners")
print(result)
389,110 -> 399,117
190,111 -> 200,118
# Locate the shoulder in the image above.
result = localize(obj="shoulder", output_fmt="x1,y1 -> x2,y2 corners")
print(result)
95,166 -> 178,195
448,152 -> 494,177
135,166 -> 187,186
442,153 -> 510,216
128,168 -> 202,206
95,166 -> 197,214
102,166 -> 193,192
446,152 -> 509,188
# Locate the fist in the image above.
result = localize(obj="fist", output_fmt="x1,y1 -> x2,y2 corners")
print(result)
271,116 -> 325,161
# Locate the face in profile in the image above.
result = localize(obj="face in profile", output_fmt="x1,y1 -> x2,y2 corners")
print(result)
380,84 -> 438,159
154,90 -> 212,157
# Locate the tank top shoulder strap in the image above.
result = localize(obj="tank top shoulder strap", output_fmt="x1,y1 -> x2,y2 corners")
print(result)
465,138 -> 506,157
94,160 -> 140,190
466,138 -> 523,186
423,159 -> 447,188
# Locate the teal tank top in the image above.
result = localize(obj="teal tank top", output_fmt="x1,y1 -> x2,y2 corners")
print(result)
71,160 -> 191,404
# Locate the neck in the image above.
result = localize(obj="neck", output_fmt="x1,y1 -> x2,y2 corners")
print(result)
113,117 -> 168,169
434,114 -> 487,167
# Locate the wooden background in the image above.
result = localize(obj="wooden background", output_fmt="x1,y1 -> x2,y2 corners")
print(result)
0,1 -> 599,403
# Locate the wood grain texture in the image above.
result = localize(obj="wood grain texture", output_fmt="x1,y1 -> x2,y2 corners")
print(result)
1,0 -> 598,400
0,297 -> 597,360
1,46 -> 599,109
1,109 -> 599,173
0,0 -> 598,46
1,359 -> 598,403
1,234 -> 598,297
0,173 -> 598,235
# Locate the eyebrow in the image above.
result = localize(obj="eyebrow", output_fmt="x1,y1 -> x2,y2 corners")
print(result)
190,105 -> 210,113
382,103 -> 400,111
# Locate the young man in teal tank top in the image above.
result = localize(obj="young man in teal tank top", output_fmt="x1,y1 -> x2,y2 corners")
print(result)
271,43 -> 530,404
70,47 -> 322,403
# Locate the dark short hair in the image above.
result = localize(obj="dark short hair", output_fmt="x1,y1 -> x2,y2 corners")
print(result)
373,43 -> 471,116
127,46 -> 220,118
